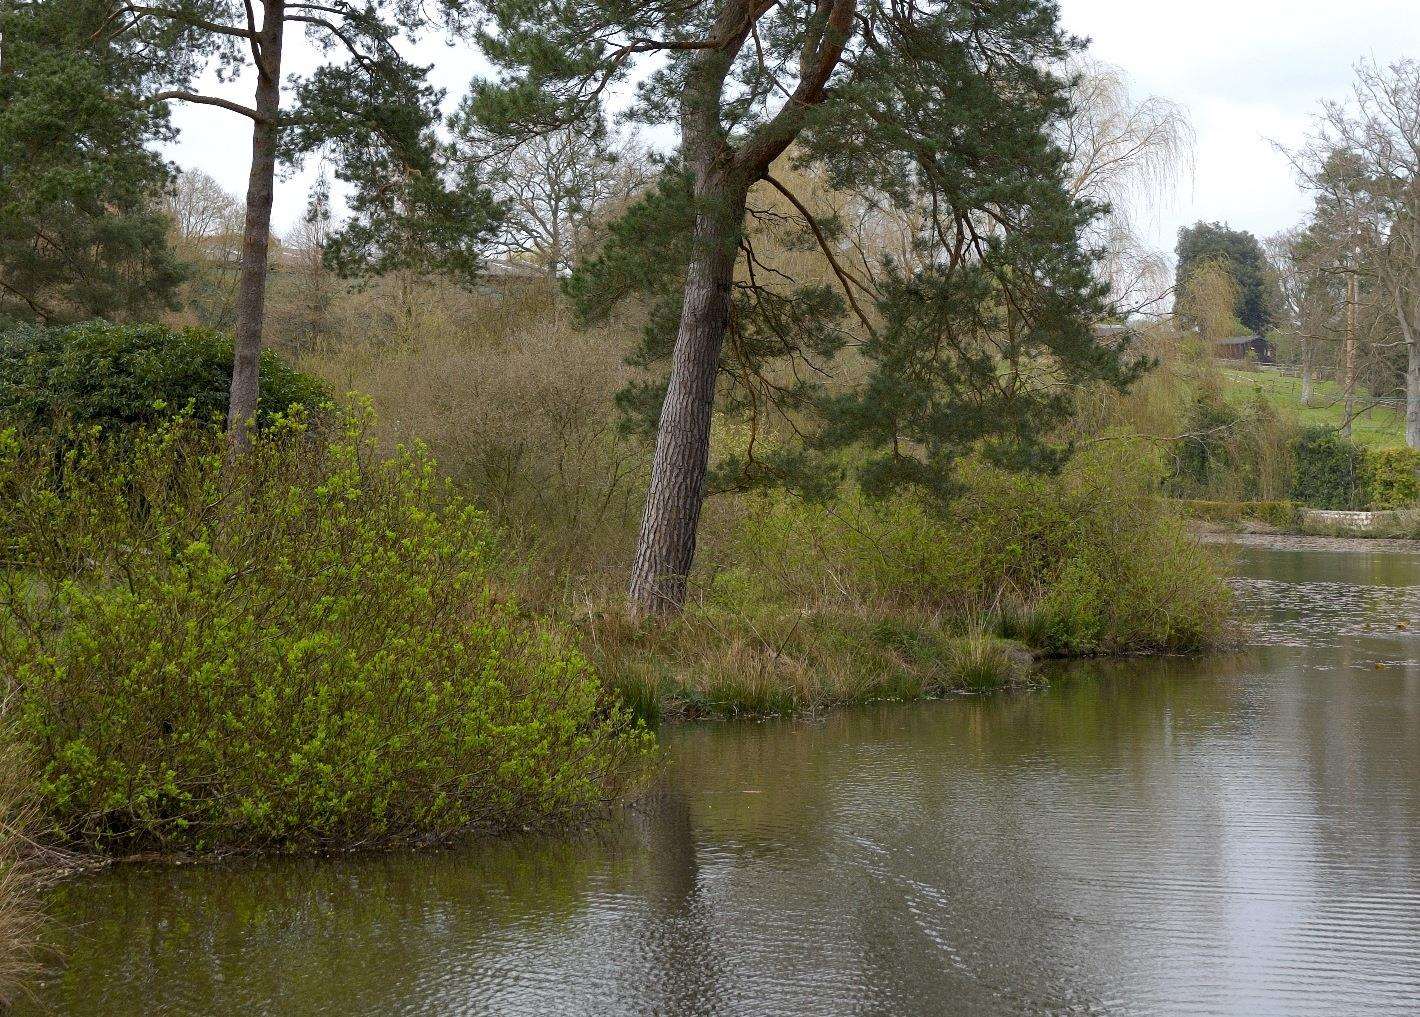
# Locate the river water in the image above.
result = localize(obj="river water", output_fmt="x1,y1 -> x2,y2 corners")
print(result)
17,543 -> 1420,1016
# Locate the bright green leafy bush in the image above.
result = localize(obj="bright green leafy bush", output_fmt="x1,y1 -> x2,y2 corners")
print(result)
0,412 -> 650,853
1362,446 -> 1420,510
0,320 -> 325,436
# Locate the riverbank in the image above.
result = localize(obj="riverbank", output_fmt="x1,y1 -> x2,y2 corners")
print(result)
587,451 -> 1232,723
15,540 -> 1418,1016
590,610 -> 1041,723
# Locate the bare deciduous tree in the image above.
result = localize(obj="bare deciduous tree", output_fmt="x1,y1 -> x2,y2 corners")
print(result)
1291,59 -> 1420,447
164,168 -> 244,259
464,125 -> 653,280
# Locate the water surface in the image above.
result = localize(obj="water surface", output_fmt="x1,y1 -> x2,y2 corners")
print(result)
20,543 -> 1420,1015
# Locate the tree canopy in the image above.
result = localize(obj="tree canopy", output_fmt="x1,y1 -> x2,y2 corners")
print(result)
0,0 -> 183,325
463,0 -> 1148,612
1175,221 -> 1281,335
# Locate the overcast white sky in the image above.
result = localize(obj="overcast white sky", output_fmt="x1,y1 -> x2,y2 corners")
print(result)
166,0 -> 1420,259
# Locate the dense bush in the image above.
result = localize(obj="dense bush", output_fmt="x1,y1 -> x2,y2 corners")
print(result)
0,413 -> 650,853
714,438 -> 1230,657
1288,428 -> 1420,510
1290,427 -> 1365,509
1363,446 -> 1420,510
1164,387 -> 1294,502
0,320 -> 325,436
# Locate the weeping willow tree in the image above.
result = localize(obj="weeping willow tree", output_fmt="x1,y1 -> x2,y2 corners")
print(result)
1060,58 -> 1194,316
465,0 -> 1149,616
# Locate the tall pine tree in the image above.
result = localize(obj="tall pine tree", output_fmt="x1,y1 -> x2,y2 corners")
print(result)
94,0 -> 499,447
0,0 -> 182,325
466,0 -> 1145,615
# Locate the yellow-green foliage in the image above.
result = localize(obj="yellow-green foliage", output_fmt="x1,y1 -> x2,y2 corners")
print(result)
1364,447 -> 1420,510
0,413 -> 651,854
717,438 -> 1230,656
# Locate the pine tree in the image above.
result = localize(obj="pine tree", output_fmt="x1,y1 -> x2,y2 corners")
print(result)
466,0 -> 1146,615
0,0 -> 182,324
95,0 -> 500,448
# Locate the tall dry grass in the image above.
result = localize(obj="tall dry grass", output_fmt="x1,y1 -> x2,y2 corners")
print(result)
0,696 -> 41,1007
297,282 -> 652,599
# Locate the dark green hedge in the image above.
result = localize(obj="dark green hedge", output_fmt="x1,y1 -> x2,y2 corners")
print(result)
1290,428 -> 1364,509
1291,427 -> 1420,510
0,321 -> 325,436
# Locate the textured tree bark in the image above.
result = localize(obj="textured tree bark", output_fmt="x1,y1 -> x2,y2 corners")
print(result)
1300,338 -> 1315,407
626,177 -> 745,617
1407,335 -> 1420,449
623,0 -> 851,617
227,2 -> 284,452
1403,288 -> 1420,449
1342,269 -> 1358,438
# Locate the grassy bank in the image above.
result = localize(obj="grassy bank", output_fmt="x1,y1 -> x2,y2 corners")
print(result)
590,610 -> 1038,723
583,442 -> 1231,722
1220,368 -> 1407,448
0,697 -> 40,1008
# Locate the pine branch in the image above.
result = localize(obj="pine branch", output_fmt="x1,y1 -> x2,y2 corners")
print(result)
147,90 -> 264,120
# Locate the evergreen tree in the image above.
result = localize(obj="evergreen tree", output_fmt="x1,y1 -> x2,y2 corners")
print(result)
0,0 -> 182,325
1175,221 -> 1282,335
96,0 -> 500,448
466,0 -> 1145,615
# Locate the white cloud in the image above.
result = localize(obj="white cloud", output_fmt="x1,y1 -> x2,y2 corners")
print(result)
1059,0 -> 1420,256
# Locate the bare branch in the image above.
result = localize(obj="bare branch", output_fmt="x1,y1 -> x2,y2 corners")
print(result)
147,90 -> 264,120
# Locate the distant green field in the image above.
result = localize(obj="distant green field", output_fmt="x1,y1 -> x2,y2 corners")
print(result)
1219,369 -> 1406,448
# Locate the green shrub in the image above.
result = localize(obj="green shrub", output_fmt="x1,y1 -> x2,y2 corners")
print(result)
0,412 -> 650,853
1362,446 -> 1420,510
715,437 -> 1230,657
1164,386 -> 1294,501
1286,429 -> 1420,510
1290,427 -> 1366,509
0,320 -> 325,436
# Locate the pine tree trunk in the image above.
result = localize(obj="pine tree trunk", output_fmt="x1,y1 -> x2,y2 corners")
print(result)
227,3 -> 284,451
626,177 -> 745,617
